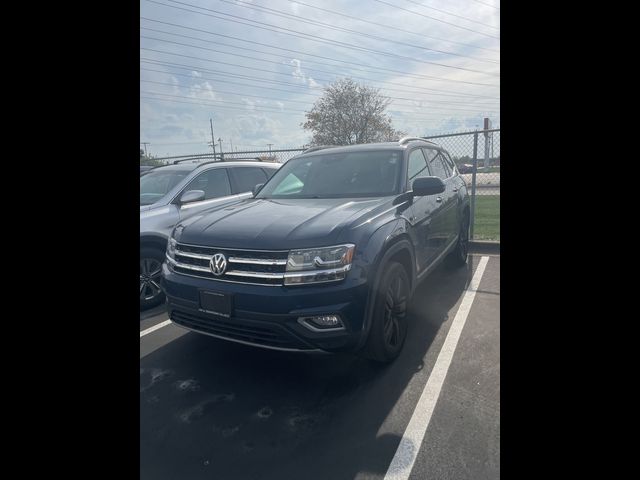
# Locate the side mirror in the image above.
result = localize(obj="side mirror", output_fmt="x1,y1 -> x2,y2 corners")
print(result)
252,183 -> 264,196
179,189 -> 205,204
412,177 -> 445,196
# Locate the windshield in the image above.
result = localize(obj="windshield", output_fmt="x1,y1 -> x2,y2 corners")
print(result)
256,150 -> 403,199
140,170 -> 189,205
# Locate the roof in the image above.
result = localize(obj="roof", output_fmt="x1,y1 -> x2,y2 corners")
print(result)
298,139 -> 442,157
144,160 -> 281,173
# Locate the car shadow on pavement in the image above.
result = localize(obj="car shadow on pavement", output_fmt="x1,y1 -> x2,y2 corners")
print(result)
140,258 -> 476,480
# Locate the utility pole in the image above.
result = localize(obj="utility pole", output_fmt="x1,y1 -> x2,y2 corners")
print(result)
140,142 -> 150,156
208,118 -> 216,157
218,137 -> 223,153
267,143 -> 273,154
483,117 -> 491,168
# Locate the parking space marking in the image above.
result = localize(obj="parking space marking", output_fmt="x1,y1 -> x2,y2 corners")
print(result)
384,255 -> 490,480
140,319 -> 172,338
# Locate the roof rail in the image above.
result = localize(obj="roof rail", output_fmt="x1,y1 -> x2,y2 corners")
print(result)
173,157 -> 217,165
173,156 -> 274,165
398,136 -> 438,146
302,145 -> 337,154
224,157 -> 262,161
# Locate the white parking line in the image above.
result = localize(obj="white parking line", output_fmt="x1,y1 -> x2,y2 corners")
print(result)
140,319 -> 172,338
384,255 -> 490,480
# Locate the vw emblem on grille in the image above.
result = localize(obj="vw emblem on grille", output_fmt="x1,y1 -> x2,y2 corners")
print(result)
210,253 -> 227,276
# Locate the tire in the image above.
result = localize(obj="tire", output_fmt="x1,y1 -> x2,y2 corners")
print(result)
140,247 -> 166,310
447,211 -> 469,268
361,261 -> 411,364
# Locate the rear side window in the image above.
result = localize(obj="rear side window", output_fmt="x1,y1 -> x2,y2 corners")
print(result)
185,168 -> 232,200
262,167 -> 278,179
230,167 -> 268,193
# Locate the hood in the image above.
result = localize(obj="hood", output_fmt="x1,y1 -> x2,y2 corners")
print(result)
175,197 -> 395,249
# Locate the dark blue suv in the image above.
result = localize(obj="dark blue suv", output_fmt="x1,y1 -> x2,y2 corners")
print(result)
162,138 -> 470,362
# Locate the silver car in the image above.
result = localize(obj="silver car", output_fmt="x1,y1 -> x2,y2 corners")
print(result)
140,160 -> 280,309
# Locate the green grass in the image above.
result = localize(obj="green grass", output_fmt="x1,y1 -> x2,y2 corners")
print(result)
473,195 -> 500,241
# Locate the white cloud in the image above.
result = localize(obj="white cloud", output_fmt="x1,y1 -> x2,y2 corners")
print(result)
189,81 -> 217,100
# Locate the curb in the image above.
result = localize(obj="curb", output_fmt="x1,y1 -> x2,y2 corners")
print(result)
469,240 -> 500,255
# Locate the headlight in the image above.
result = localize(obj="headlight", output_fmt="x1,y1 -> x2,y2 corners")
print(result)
284,244 -> 355,285
166,237 -> 177,260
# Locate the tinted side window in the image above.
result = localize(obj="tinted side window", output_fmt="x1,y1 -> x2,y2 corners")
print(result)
186,168 -> 232,200
425,151 -> 449,180
230,167 -> 268,193
408,149 -> 429,182
262,167 -> 278,179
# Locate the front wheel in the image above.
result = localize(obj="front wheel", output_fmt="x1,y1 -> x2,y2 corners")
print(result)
361,261 -> 411,364
140,247 -> 166,310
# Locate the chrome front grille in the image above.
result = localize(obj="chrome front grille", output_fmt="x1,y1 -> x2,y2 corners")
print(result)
168,243 -> 289,286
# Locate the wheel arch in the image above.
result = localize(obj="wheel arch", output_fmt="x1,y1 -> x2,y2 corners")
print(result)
140,233 -> 169,254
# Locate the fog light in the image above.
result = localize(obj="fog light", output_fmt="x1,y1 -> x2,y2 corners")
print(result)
298,315 -> 345,332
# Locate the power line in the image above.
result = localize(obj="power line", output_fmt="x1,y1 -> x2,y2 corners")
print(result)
140,48 -> 500,103
139,79 -> 499,112
140,20 -> 498,86
146,140 -> 209,145
140,57 -> 501,100
141,34 -> 499,88
141,95 -> 497,123
369,0 -> 499,38
147,1 -> 499,77
140,91 -> 499,117
140,72 -> 499,107
141,66 -> 500,105
398,0 -> 499,29
217,0 -> 498,64
277,0 -> 499,53
470,0 -> 500,10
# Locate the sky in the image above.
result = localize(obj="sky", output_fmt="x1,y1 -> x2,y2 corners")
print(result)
140,0 -> 500,158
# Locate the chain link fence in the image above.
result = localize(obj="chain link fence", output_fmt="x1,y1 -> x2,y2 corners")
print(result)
151,129 -> 499,241
153,148 -> 305,165
424,129 -> 500,241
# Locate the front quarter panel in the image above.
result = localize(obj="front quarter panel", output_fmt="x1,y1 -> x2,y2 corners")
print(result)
140,204 -> 180,242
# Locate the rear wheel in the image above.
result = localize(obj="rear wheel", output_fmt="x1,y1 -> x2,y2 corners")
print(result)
361,261 -> 411,363
447,212 -> 469,268
140,247 -> 166,310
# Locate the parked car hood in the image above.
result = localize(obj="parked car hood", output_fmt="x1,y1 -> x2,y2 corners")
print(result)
175,197 -> 396,249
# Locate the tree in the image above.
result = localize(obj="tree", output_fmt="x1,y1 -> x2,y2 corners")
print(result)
140,150 -> 164,167
302,78 -> 404,146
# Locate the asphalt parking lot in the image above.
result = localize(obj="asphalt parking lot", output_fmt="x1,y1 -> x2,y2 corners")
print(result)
140,254 -> 500,480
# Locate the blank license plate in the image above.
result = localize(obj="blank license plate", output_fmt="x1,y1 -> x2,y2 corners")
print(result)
199,290 -> 233,317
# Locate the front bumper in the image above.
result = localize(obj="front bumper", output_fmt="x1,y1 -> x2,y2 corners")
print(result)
162,262 -> 371,353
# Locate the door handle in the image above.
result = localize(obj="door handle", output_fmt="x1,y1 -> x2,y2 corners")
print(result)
436,196 -> 443,203
452,188 -> 459,192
